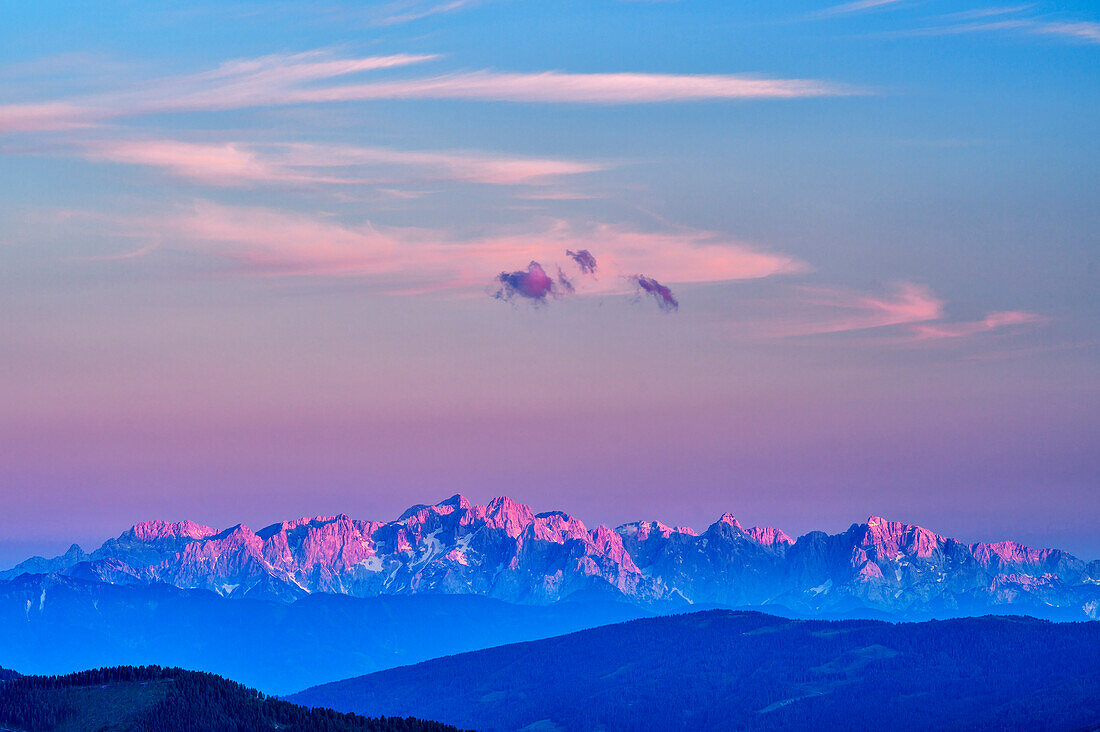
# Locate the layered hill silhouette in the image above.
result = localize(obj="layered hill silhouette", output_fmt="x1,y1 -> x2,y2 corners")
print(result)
4,494 -> 1097,620
289,610 -> 1100,732
0,665 -> 463,732
0,578 -> 645,694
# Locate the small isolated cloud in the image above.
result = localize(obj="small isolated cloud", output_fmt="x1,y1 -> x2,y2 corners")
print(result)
493,261 -> 558,302
556,267 -> 576,294
631,275 -> 679,312
566,249 -> 598,275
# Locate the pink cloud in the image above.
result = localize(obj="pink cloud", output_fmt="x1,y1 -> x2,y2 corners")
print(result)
774,282 -> 945,336
77,140 -> 352,187
130,52 -> 441,113
0,102 -> 91,132
373,0 -> 479,26
911,311 -> 1046,339
754,282 -> 1044,342
0,51 -> 855,133
0,52 -> 438,132
92,201 -> 805,289
74,139 -> 602,187
289,70 -> 855,105
277,143 -> 603,184
814,0 -> 905,17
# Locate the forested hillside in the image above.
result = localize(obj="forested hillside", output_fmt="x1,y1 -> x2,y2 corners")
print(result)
0,666 -> 465,732
292,610 -> 1100,732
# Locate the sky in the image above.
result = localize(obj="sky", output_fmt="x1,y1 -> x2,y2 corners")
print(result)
0,0 -> 1098,567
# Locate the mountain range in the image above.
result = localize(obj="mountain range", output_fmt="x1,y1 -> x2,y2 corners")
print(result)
4,494 -> 1099,620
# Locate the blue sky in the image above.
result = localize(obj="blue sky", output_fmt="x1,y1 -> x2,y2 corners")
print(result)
0,0 -> 1097,565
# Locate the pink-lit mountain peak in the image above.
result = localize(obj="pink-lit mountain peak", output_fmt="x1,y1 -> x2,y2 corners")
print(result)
745,525 -> 794,547
856,515 -> 946,558
967,539 -> 1073,571
127,520 -> 218,542
436,493 -> 472,511
617,521 -> 698,541
715,513 -> 743,530
484,495 -> 537,535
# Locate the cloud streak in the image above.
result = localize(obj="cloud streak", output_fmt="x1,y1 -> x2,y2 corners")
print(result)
790,282 -> 944,335
910,311 -> 1046,339
373,0 -> 480,26
0,51 -> 857,133
903,16 -> 1100,44
71,201 -> 805,294
758,282 -> 1044,341
287,70 -> 856,104
70,138 -> 603,187
815,0 -> 906,17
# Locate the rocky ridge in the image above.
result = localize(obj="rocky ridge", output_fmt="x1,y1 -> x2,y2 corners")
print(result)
3,495 -> 1098,618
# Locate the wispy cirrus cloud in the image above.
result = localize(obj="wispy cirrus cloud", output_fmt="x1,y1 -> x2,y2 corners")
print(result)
940,5 -> 1035,21
68,138 -> 604,187
373,0 -> 480,26
779,282 -> 944,336
901,12 -> 1100,44
814,1 -> 1098,46
813,0 -> 907,18
0,51 -> 437,132
0,50 -> 857,133
285,70 -> 855,104
0,102 -> 92,132
1029,20 -> 1100,43
74,200 -> 805,290
911,310 -> 1046,339
758,282 -> 1044,341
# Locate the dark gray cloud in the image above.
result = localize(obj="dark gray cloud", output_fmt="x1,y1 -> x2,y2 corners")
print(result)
556,267 -> 575,294
493,261 -> 557,302
631,275 -> 679,312
566,249 -> 598,275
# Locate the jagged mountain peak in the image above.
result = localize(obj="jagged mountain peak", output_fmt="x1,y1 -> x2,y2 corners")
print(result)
705,513 -> 745,535
436,493 -> 472,511
745,526 -> 793,547
854,516 -> 945,560
127,520 -> 218,542
718,512 -> 742,527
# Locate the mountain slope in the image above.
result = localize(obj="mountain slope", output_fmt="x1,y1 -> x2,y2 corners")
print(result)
0,665 -> 463,732
0,574 -> 646,695
4,495 -> 1098,619
289,610 -> 1100,732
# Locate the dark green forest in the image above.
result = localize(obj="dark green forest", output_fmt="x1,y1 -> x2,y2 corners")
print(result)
0,665 -> 466,732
